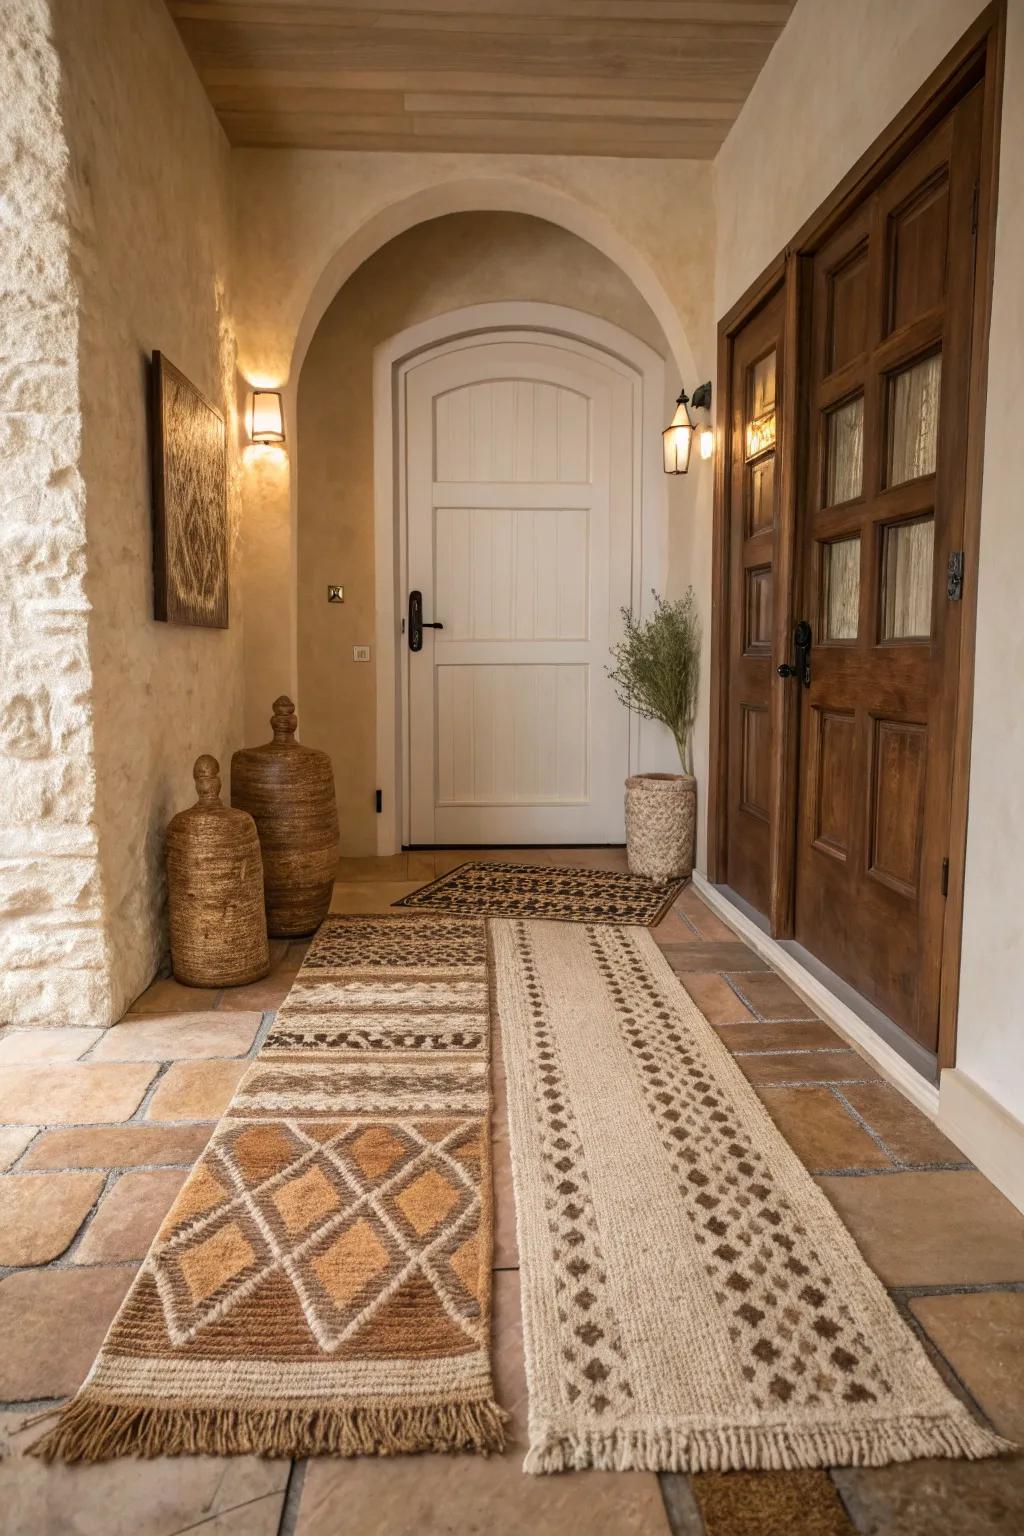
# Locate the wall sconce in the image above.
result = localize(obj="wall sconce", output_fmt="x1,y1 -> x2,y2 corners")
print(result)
249,390 -> 285,445
663,381 -> 712,474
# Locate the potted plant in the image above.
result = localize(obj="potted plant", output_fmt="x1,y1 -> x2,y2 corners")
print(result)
608,588 -> 700,881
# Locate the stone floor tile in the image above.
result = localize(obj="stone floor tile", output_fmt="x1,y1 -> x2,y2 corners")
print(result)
90,1012 -> 262,1062
329,881 -> 424,914
296,1274 -> 670,1536
692,1468 -> 855,1535
674,972 -> 756,1025
20,1123 -> 213,1171
756,1086 -> 891,1172
0,1413 -> 288,1536
713,1019 -> 846,1052
816,1171 -> 1024,1286
832,1456 -> 1024,1536
659,941 -> 770,973
146,1060 -> 247,1121
337,852 -> 410,881
74,1168 -> 187,1263
281,940 -> 311,970
215,971 -> 295,1010
128,976 -> 222,1013
657,1475 -> 706,1535
0,1171 -> 105,1265
738,1050 -> 878,1086
0,1268 -> 134,1400
728,971 -> 818,1020
910,1291 -> 1024,1441
492,1131 -> 519,1270
840,1082 -> 968,1167
547,845 -> 629,872
671,889 -> 740,941
267,938 -> 290,966
0,1126 -> 36,1171
0,1028 -> 103,1064
0,1063 -> 157,1125
653,907 -> 700,941
407,851 -> 436,881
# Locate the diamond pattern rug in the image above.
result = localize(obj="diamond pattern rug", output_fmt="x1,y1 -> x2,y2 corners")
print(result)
494,918 -> 1010,1473
32,915 -> 505,1462
394,860 -> 685,925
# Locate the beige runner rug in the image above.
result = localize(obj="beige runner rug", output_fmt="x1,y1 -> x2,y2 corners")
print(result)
33,915 -> 505,1462
494,918 -> 1010,1473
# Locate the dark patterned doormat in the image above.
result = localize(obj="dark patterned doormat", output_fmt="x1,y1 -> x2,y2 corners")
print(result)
393,860 -> 685,926
31,915 -> 505,1463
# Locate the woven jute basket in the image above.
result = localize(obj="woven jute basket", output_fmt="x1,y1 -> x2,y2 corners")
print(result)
625,772 -> 697,883
166,755 -> 270,987
230,696 -> 340,938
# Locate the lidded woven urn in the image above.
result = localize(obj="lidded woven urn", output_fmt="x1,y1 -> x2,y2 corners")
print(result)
230,696 -> 340,937
166,755 -> 270,987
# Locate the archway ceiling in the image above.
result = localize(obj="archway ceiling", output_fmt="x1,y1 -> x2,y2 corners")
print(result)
165,0 -> 794,159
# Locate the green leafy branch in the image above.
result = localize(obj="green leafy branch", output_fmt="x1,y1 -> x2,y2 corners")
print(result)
608,589 -> 701,775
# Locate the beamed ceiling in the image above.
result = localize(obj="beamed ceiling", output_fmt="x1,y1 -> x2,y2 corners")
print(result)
165,0 -> 795,159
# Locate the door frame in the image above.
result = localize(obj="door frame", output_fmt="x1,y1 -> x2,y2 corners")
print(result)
372,301 -> 669,855
708,3 -> 1005,1069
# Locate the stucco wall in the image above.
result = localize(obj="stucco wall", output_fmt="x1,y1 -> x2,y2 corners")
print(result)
51,0 -> 244,1019
714,0 -> 1024,1127
232,153 -> 716,789
0,1 -> 110,1027
297,212 -> 677,853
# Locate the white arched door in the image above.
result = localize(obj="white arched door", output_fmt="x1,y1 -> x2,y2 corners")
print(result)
404,336 -> 636,845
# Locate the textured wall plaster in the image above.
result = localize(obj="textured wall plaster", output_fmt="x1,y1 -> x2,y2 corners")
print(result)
48,0 -> 244,1021
0,1 -> 111,1026
297,211 -> 679,853
233,153 -> 715,856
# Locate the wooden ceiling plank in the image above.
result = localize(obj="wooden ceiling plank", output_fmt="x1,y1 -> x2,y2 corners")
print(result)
170,2 -> 792,23
201,67 -> 753,102
404,92 -> 739,120
227,127 -> 720,158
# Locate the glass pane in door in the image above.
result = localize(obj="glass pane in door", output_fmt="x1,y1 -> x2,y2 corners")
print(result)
887,353 -> 941,485
882,517 -> 934,639
825,396 -> 864,506
822,536 -> 860,640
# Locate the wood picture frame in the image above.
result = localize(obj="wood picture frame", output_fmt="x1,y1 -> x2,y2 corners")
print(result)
150,351 -> 228,628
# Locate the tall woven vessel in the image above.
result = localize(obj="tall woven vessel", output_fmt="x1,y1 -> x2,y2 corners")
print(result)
165,755 -> 270,987
625,772 -> 696,882
231,696 -> 340,937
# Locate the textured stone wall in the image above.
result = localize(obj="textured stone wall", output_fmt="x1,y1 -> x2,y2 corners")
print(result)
0,1 -> 112,1026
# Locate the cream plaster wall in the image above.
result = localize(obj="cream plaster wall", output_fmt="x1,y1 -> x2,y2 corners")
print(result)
49,0 -> 245,1019
232,154 -> 716,806
297,212 -> 678,853
0,1 -> 110,1027
714,0 -> 1024,1131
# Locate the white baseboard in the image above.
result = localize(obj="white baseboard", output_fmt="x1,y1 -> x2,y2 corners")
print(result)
691,872 -> 940,1118
938,1069 -> 1024,1215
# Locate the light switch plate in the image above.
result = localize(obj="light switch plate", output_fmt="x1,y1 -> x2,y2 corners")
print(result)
327,584 -> 344,603
352,645 -> 370,662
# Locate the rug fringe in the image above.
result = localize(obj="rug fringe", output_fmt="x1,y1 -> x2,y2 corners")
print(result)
524,1411 -> 1013,1474
28,1396 -> 508,1464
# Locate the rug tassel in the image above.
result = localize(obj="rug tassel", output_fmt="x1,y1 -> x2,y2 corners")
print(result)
28,1396 -> 508,1465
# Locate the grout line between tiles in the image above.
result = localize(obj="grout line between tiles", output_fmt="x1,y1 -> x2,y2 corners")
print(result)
277,1458 -> 308,1536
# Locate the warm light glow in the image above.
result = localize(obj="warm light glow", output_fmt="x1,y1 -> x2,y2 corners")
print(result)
746,410 -> 776,460
249,390 -> 285,445
663,400 -> 693,475
699,425 -> 714,461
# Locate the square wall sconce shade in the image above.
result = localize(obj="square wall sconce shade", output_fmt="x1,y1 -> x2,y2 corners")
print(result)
249,390 -> 285,445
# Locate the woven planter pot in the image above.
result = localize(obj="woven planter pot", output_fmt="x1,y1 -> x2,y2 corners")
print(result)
166,756 -> 270,988
625,772 -> 696,883
231,696 -> 340,938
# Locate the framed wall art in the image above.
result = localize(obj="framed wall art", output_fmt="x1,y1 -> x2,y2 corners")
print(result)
150,351 -> 228,628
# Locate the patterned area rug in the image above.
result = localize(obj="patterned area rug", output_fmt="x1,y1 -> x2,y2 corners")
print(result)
393,860 -> 685,925
33,915 -> 505,1462
494,918 -> 1010,1473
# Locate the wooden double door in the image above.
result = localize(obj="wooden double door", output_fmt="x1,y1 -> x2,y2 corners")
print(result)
719,77 -> 988,1063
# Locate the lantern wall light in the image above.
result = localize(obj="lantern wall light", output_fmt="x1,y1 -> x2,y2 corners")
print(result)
663,380 -> 712,474
248,389 -> 286,446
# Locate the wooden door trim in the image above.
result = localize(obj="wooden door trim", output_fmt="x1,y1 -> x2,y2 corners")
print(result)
709,2 -> 1005,1065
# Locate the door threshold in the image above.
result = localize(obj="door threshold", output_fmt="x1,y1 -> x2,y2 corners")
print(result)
693,873 -> 940,1118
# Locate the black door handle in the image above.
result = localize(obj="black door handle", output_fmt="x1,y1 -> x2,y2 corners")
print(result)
777,620 -> 812,687
408,590 -> 444,653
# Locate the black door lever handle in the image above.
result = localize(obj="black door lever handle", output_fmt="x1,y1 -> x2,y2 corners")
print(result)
408,591 -> 444,651
778,621 -> 812,687
421,621 -> 444,630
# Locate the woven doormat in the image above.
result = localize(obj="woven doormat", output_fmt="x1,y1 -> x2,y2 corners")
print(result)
32,915 -> 505,1462
494,918 -> 1010,1473
394,860 -> 684,926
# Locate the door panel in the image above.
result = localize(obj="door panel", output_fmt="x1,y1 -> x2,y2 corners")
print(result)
791,87 -> 983,1051
724,288 -> 785,917
406,339 -> 634,845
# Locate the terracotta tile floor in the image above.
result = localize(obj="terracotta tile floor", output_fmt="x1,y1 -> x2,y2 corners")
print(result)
1,848 -> 1022,1535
